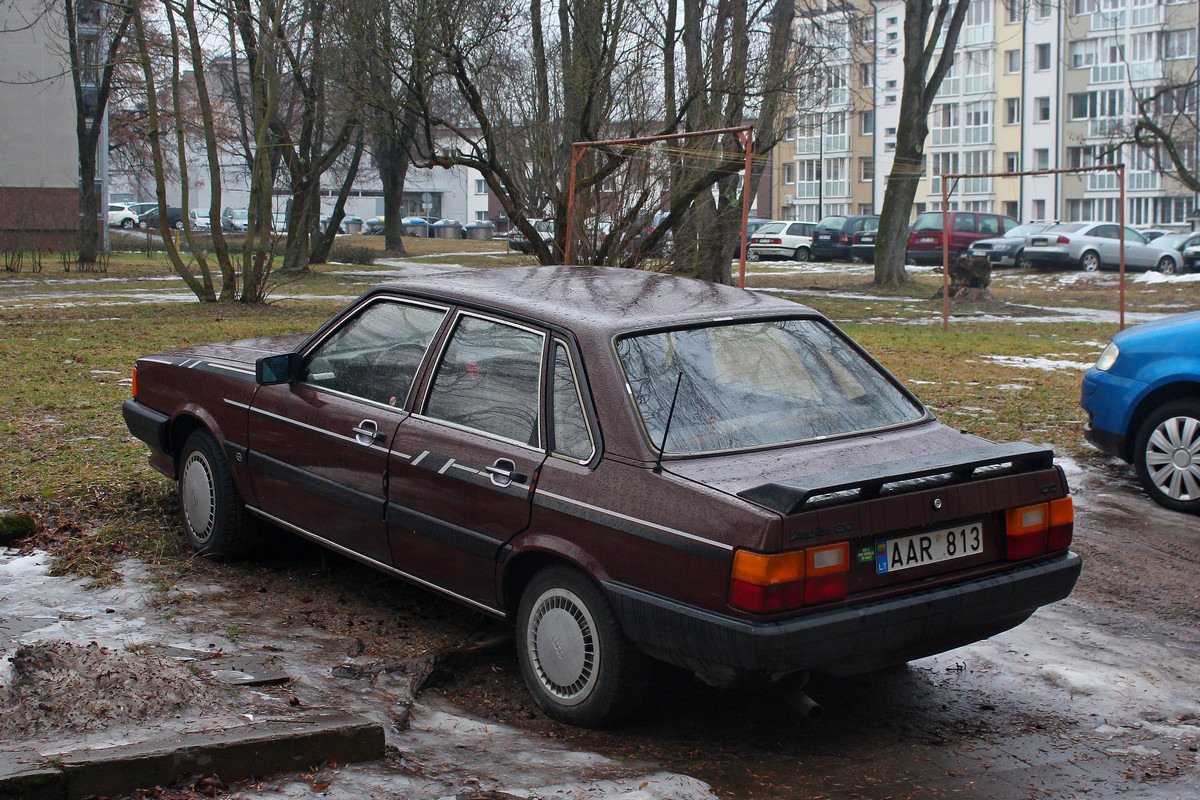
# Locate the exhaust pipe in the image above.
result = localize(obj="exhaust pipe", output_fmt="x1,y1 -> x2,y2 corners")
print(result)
779,672 -> 823,720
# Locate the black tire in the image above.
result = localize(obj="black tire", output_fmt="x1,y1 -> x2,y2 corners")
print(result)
793,246 -> 810,262
178,430 -> 252,557
121,218 -> 135,230
1016,251 -> 1032,270
174,220 -> 185,230
1133,400 -> 1200,515
1081,250 -> 1101,272
516,565 -> 648,727
1158,256 -> 1178,275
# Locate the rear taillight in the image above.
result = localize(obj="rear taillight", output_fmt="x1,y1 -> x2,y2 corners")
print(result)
761,237 -> 781,245
1006,497 -> 1073,559
1057,235 -> 1071,244
131,366 -> 138,398
730,543 -> 849,613
839,234 -> 851,243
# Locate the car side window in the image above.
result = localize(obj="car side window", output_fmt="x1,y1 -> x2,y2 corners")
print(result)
550,342 -> 595,462
425,315 -> 545,446
786,223 -> 807,236
978,215 -> 1000,235
304,300 -> 446,406
953,213 -> 976,232
1123,227 -> 1147,245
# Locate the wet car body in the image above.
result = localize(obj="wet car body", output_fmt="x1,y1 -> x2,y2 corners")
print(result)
811,215 -> 879,261
1082,311 -> 1200,514
123,266 -> 1080,726
748,221 -> 814,261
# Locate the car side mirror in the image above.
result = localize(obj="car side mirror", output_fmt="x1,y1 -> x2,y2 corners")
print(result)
256,353 -> 299,385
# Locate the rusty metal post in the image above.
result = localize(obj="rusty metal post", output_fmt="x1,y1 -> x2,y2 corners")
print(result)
563,145 -> 584,265
942,180 -> 950,332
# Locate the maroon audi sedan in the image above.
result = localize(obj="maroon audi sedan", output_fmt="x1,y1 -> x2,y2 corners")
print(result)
123,266 -> 1080,727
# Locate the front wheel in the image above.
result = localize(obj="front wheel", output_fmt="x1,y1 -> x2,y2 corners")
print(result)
793,246 -> 810,262
121,218 -> 135,230
1158,256 -> 1178,275
1080,250 -> 1101,272
516,565 -> 647,727
179,431 -> 252,557
174,220 -> 185,230
1133,400 -> 1200,514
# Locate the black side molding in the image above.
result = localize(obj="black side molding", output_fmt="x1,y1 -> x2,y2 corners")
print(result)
122,399 -> 171,455
737,442 -> 1055,515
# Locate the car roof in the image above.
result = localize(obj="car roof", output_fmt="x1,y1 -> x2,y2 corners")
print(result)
372,266 -> 813,337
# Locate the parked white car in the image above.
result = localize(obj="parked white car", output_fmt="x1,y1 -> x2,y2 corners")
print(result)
1022,222 -> 1184,273
188,209 -> 210,230
748,221 -> 814,262
107,204 -> 140,229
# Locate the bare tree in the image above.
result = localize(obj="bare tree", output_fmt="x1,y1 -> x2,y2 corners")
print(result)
873,0 -> 972,286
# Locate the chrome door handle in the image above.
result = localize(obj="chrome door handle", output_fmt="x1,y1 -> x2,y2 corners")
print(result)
353,419 -> 382,445
484,458 -> 527,487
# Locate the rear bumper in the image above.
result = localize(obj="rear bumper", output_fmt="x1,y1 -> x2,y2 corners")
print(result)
606,551 -> 1082,679
1023,250 -> 1074,268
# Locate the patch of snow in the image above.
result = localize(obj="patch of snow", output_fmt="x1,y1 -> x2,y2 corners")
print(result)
996,384 -> 1032,391
983,355 -> 1094,371
1133,272 -> 1200,285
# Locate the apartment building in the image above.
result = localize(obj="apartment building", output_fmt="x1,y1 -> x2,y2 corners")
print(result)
775,0 -> 1199,228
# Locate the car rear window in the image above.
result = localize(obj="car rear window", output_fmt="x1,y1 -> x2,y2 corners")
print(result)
815,216 -> 847,232
616,319 -> 926,455
1046,223 -> 1088,233
754,223 -> 786,236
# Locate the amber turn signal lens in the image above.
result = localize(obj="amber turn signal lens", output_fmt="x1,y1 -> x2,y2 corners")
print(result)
131,367 -> 138,398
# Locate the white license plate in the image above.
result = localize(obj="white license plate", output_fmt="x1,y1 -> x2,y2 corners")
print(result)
876,522 -> 983,574
1031,238 -> 1048,246
917,236 -> 937,243
861,236 -> 874,243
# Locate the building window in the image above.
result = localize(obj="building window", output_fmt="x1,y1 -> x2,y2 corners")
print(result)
885,80 -> 897,89
1035,0 -> 1052,19
1164,30 -> 1197,60
886,31 -> 898,42
1005,98 -> 1021,125
1034,149 -> 1050,170
859,203 -> 874,215
859,63 -> 874,88
1033,199 -> 1046,220
860,110 -> 875,136
964,101 -> 992,144
783,163 -> 796,184
859,157 -> 875,182
1004,201 -> 1019,219
887,16 -> 898,25
1036,43 -> 1051,71
1036,97 -> 1051,122
1005,152 -> 1020,172
1006,0 -> 1020,23
476,211 -> 488,221
475,179 -> 488,195
1006,50 -> 1021,74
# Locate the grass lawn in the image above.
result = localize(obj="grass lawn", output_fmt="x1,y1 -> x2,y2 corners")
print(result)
2,242 -> 1196,582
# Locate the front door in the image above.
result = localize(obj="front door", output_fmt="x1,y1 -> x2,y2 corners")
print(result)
247,297 -> 448,564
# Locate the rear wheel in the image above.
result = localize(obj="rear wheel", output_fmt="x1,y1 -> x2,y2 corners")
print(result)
174,220 -> 185,230
793,246 -> 810,262
121,218 -> 135,230
1080,250 -> 1101,272
1016,251 -> 1032,270
179,431 -> 252,558
1158,256 -> 1178,275
516,565 -> 647,727
1133,400 -> 1200,515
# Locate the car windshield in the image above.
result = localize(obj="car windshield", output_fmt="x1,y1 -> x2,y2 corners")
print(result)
616,318 -> 926,456
912,213 -> 943,231
1006,223 -> 1052,238
754,223 -> 786,235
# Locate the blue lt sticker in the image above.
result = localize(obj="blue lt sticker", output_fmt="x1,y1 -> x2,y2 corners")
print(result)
876,541 -> 890,573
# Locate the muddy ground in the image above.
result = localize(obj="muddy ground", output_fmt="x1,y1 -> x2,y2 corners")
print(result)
4,453 -> 1199,800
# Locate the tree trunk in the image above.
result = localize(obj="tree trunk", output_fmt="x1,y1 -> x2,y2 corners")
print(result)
376,126 -> 413,254
312,128 -> 365,264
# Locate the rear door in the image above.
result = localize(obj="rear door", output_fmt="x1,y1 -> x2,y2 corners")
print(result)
247,297 -> 448,564
386,311 -> 549,610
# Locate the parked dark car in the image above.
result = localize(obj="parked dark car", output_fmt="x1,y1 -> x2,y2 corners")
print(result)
1082,311 -> 1200,514
811,215 -> 880,261
907,211 -> 1019,265
140,206 -> 185,230
123,266 -> 1080,727
967,222 -> 1059,269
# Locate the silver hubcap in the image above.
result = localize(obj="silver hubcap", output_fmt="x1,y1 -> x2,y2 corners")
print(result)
527,587 -> 598,706
1145,415 -> 1200,501
181,452 -> 216,542
1083,254 -> 1099,271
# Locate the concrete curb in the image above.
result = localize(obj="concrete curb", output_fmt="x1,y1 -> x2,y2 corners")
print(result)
0,714 -> 385,800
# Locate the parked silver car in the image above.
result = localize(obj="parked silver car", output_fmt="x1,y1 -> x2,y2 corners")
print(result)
967,221 -> 1058,268
1022,222 -> 1184,273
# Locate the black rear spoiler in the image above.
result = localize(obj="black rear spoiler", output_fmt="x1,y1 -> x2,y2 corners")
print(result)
737,442 -> 1055,515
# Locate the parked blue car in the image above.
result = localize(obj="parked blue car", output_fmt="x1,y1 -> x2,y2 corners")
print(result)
1081,311 -> 1200,514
